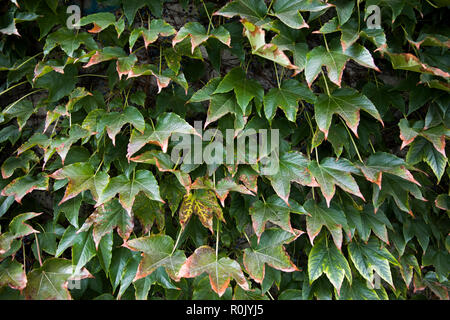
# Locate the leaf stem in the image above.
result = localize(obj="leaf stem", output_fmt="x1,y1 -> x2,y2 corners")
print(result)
321,70 -> 330,96
0,81 -> 28,97
171,228 -> 184,254
274,62 -> 281,88
34,233 -> 43,267
201,0 -> 214,34
341,119 -> 363,163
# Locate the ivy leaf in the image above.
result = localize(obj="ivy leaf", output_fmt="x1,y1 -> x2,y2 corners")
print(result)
309,157 -> 364,207
214,67 -> 263,113
1,150 -> 39,179
213,0 -> 268,24
308,235 -> 352,294
387,53 -> 450,79
357,152 -> 421,189
129,19 -> 175,51
266,151 -> 318,205
271,0 -> 311,29
124,234 -> 186,282
127,112 -> 200,157
243,228 -> 302,283
191,176 -> 254,206
130,150 -> 191,190
24,258 -> 92,300
79,12 -> 121,35
399,119 -> 448,157
50,163 -> 109,204
241,20 -> 300,74
249,195 -> 305,242
345,205 -> 393,244
96,170 -> 164,215
305,43 -> 379,87
179,190 -> 224,233
304,199 -> 349,250
314,88 -> 383,139
71,231 -> 96,275
1,100 -> 35,131
1,173 -> 49,204
263,79 -> 316,122
0,259 -> 26,290
79,199 -> 133,249
0,212 -> 42,255
99,106 -> 145,145
43,28 -> 98,57
372,174 -> 426,216
406,137 -> 447,182
173,22 -> 230,53
179,246 -> 250,297
205,93 -> 246,130
348,238 -> 398,288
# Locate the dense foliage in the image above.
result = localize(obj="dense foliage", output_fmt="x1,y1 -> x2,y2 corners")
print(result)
0,0 -> 449,300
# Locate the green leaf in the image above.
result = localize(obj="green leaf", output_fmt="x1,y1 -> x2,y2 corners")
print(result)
313,88 -> 383,139
308,235 -> 352,294
1,173 -> 49,204
249,195 -> 305,241
214,0 -> 268,24
243,228 -> 302,283
127,112 -> 200,157
72,231 -> 96,275
305,43 -> 379,87
272,0 -> 311,29
348,238 -> 398,288
1,213 -> 42,245
124,234 -> 186,281
24,258 -> 91,300
263,79 -> 316,122
1,100 -> 35,131
266,151 -> 318,205
309,157 -> 364,207
179,246 -> 249,297
80,199 -> 133,248
173,22 -> 230,53
372,174 -> 426,216
0,259 -> 26,290
50,163 -> 109,204
129,19 -> 175,51
96,170 -> 163,215
304,199 -> 349,250
214,67 -> 263,113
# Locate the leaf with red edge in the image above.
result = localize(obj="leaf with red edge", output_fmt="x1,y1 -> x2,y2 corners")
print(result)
266,151 -> 318,205
399,119 -> 448,157
304,199 -> 349,250
309,157 -> 364,207
1,173 -> 48,204
127,113 -> 199,157
179,246 -> 249,297
387,52 -> 450,79
172,22 -> 230,53
357,152 -> 421,189
313,88 -> 383,139
79,199 -> 133,249
95,170 -> 164,215
24,258 -> 92,300
0,212 -> 42,255
308,234 -> 352,295
249,195 -> 306,242
50,162 -> 109,205
0,259 -> 27,290
243,228 -> 302,283
191,176 -> 254,206
124,234 -> 186,282
178,190 -> 224,233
